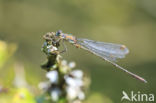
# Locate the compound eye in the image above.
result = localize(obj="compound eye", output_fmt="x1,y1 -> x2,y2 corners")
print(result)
56,30 -> 62,36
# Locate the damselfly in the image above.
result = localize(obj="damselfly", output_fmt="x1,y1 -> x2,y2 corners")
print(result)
43,30 -> 147,83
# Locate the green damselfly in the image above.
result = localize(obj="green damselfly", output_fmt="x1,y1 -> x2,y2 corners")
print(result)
43,30 -> 147,83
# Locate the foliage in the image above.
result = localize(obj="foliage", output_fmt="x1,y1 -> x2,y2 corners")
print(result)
0,40 -> 16,68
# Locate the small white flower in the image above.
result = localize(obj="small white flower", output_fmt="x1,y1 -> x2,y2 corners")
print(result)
52,47 -> 58,51
73,100 -> 82,103
65,77 -> 83,87
47,45 -> 58,50
46,70 -> 58,84
52,64 -> 57,69
60,65 -> 69,74
78,91 -> 85,100
71,70 -> 83,79
61,60 -> 67,66
66,86 -> 79,100
47,45 -> 58,53
47,45 -> 52,49
51,88 -> 61,102
68,62 -> 76,68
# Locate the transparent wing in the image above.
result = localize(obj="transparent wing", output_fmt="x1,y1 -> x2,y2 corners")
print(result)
77,38 -> 129,62
76,38 -> 147,83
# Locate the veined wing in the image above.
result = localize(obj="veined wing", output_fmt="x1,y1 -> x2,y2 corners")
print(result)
77,38 -> 129,62
77,38 -> 147,83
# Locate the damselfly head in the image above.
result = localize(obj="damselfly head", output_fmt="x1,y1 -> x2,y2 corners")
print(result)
43,32 -> 60,47
56,30 -> 62,36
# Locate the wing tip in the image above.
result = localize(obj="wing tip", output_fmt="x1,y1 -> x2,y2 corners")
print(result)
120,45 -> 129,54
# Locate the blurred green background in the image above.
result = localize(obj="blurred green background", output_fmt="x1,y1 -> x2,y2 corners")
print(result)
0,0 -> 156,103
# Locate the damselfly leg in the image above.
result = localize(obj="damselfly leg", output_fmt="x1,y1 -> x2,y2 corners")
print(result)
60,40 -> 67,54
